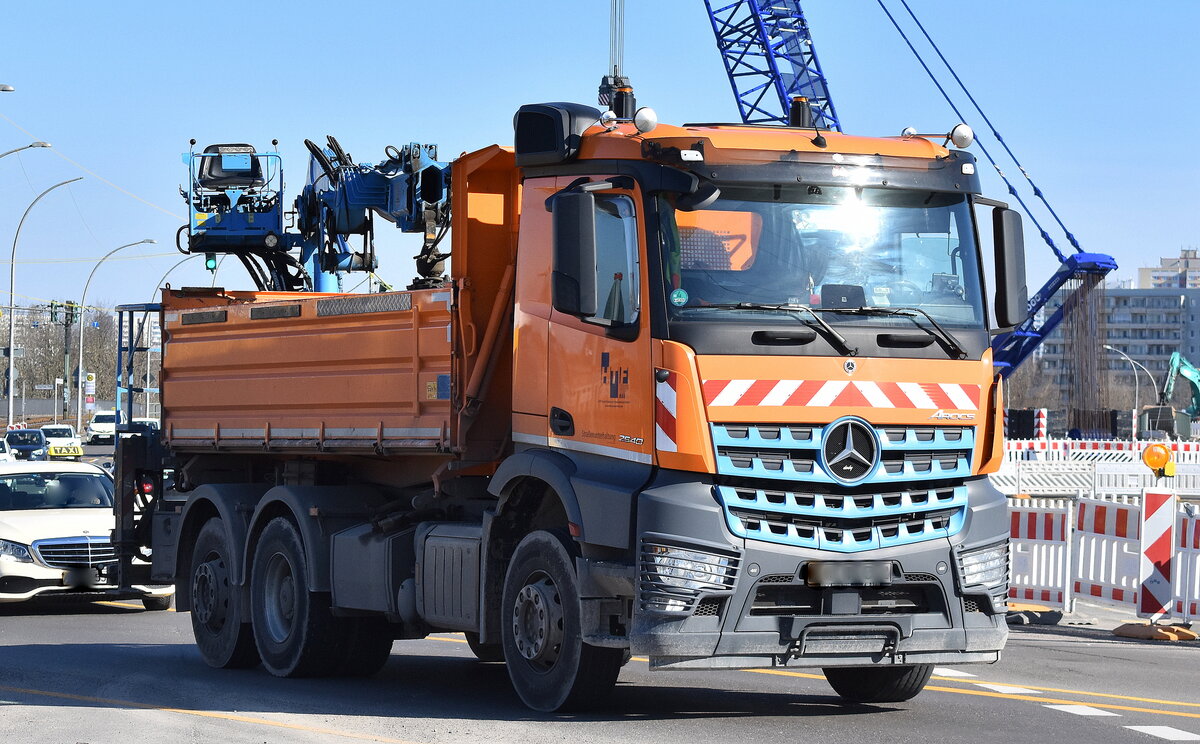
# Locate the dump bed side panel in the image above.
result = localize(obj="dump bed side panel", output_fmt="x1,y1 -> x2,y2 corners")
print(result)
161,289 -> 452,453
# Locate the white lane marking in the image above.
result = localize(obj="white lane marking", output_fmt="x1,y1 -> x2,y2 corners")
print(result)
1044,704 -> 1121,717
933,667 -> 976,678
975,683 -> 1041,695
1125,727 -> 1200,742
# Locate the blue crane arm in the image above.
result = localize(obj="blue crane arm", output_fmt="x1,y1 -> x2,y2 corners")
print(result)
990,252 -> 1118,378
703,0 -> 840,129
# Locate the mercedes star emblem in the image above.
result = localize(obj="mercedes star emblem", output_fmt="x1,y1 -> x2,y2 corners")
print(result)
822,418 -> 878,483
843,360 -> 856,375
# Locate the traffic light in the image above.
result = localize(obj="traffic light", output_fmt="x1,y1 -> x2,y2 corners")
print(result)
49,301 -> 59,323
205,253 -> 217,271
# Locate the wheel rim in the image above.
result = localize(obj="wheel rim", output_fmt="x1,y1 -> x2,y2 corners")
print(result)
192,551 -> 228,629
261,551 -> 297,644
511,572 -> 564,672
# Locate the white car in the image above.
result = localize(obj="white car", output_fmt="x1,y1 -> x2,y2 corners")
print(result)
0,461 -> 173,608
0,440 -> 13,463
39,425 -> 84,461
85,410 -> 123,445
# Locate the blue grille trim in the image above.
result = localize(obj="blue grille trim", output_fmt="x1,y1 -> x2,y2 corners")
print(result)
712,423 -> 974,485
717,485 -> 968,553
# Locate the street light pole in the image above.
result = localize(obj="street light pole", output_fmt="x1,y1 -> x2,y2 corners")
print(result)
7,177 -> 82,425
1103,344 -> 1156,439
0,141 -> 51,161
75,239 -> 156,432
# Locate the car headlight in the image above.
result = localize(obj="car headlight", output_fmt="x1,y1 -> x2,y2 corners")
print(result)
0,539 -> 33,563
31,449 -> 44,457
958,541 -> 1008,590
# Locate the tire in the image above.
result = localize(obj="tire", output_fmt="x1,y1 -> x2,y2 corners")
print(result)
142,594 -> 174,611
465,631 -> 505,662
249,516 -> 342,678
823,664 -> 934,704
333,617 -> 395,677
501,530 -> 623,712
189,518 -> 260,669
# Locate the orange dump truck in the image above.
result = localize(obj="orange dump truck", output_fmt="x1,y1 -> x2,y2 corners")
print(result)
113,101 -> 1027,711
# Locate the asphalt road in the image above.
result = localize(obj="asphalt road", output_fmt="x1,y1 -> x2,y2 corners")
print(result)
0,599 -> 1197,744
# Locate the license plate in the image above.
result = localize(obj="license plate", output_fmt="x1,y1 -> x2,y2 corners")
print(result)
65,567 -> 101,588
805,561 -> 893,587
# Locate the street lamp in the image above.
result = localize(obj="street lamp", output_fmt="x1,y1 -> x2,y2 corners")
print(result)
1103,344 -> 1157,439
75,239 -> 157,432
0,141 -> 51,160
7,177 -> 83,425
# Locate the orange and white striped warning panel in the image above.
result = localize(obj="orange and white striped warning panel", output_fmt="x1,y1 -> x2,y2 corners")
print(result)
1138,489 -> 1176,621
1174,508 -> 1200,622
655,371 -> 678,453
701,379 -> 981,409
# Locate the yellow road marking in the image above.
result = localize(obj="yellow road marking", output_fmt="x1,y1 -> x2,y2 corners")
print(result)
0,684 -> 427,743
745,667 -> 1200,719
95,600 -> 175,612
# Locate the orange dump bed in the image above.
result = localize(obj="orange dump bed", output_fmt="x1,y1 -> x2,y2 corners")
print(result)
160,289 -> 453,453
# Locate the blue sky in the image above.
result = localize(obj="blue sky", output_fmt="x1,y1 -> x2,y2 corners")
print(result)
0,0 -> 1196,310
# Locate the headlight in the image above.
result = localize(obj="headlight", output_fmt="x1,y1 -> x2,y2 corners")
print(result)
958,541 -> 1008,589
640,542 -> 739,613
0,539 -> 33,563
31,449 -> 44,457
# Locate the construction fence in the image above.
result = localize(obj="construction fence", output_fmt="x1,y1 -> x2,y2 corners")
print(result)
994,439 -> 1200,499
1008,490 -> 1200,622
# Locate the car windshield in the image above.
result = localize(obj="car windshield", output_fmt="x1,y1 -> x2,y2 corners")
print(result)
41,427 -> 74,439
0,471 -> 113,510
92,414 -> 116,424
6,431 -> 43,446
659,185 -> 985,327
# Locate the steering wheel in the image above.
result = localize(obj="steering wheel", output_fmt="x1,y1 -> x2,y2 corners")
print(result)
886,280 -> 925,306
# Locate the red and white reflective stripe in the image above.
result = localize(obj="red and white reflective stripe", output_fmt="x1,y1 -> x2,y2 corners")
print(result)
4,422 -> 26,431
1138,489 -> 1176,620
1076,501 -> 1139,539
1074,581 -> 1137,604
1010,510 -> 1068,541
1181,514 -> 1200,550
655,371 -> 678,453
1009,587 -> 1063,603
701,379 -> 981,409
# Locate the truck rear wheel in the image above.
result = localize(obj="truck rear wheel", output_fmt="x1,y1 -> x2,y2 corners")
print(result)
250,516 -> 342,677
822,664 -> 934,703
189,518 -> 260,669
501,530 -> 623,712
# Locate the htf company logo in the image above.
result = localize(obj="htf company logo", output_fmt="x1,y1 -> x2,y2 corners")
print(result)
600,352 -> 629,400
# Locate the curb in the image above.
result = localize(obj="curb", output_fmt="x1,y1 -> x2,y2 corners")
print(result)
1112,622 -> 1199,641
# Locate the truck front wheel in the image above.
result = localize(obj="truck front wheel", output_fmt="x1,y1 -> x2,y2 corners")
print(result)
189,518 -> 260,669
250,516 -> 342,677
822,664 -> 934,703
501,530 -> 623,712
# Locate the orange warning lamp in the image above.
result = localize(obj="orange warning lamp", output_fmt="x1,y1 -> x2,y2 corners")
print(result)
1142,444 -> 1175,478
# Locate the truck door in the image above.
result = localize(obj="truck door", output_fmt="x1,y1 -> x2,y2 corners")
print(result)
545,187 -> 653,467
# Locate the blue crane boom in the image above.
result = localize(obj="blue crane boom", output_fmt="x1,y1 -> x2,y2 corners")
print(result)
703,0 -> 840,129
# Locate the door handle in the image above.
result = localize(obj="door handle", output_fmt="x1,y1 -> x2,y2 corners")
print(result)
550,407 -> 575,436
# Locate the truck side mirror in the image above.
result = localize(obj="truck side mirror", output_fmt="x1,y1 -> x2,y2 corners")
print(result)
993,207 -> 1028,329
551,191 -> 598,317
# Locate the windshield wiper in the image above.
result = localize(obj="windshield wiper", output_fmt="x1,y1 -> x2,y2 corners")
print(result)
697,302 -> 858,356
813,306 -> 968,360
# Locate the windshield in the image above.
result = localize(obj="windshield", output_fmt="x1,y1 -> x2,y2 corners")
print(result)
41,427 -> 74,439
0,471 -> 114,510
92,414 -> 116,424
6,431 -> 43,446
659,185 -> 985,327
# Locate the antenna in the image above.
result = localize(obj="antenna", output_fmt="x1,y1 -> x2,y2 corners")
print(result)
610,0 -> 624,76
598,0 -> 637,119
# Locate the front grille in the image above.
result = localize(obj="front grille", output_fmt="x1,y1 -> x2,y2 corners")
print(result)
750,583 -> 936,616
712,423 -> 974,485
963,598 -> 983,613
693,598 -> 724,617
32,536 -> 116,569
757,574 -> 794,584
903,573 -> 940,583
718,485 -> 967,553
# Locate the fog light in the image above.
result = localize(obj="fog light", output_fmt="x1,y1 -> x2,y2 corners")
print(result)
958,542 -> 1008,589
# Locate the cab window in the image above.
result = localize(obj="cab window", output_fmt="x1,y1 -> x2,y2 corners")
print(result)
589,195 -> 640,326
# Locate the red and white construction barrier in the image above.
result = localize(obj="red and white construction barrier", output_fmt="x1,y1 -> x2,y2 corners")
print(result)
1010,490 -> 1200,621
1139,490 -> 1176,620
4,422 -> 27,431
1035,408 -> 1048,439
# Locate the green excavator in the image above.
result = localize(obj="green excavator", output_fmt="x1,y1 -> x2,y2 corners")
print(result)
1142,351 -> 1200,438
